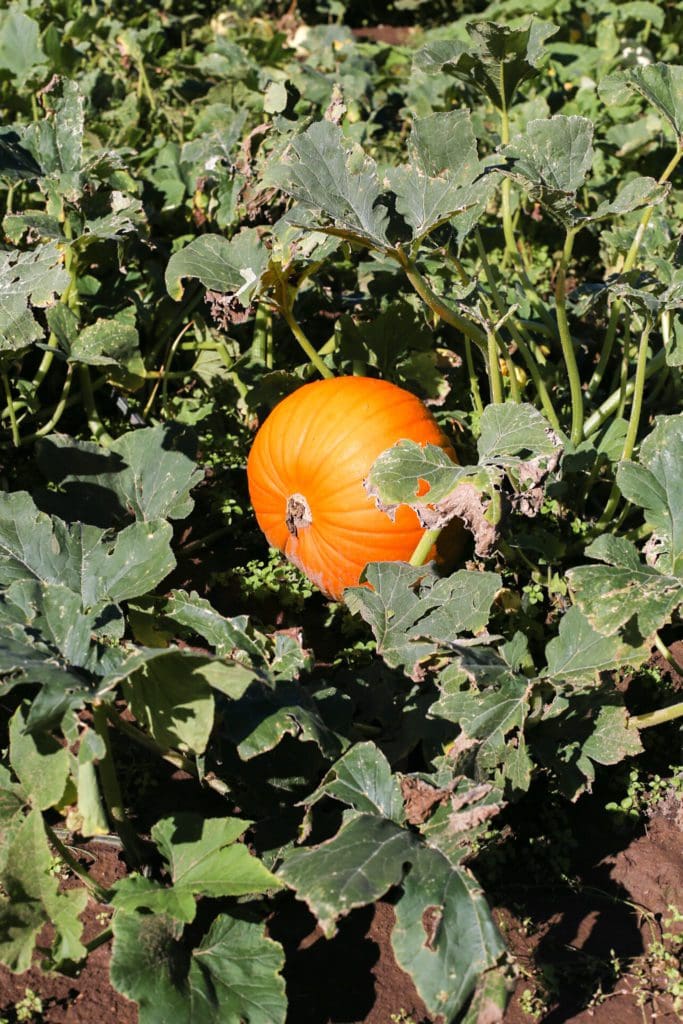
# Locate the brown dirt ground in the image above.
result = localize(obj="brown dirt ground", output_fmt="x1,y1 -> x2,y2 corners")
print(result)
2,801 -> 681,1023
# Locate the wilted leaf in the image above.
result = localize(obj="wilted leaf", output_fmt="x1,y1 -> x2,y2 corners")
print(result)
415,18 -> 557,110
0,243 -> 69,353
392,844 -> 505,1021
501,116 -> 594,226
265,120 -> 389,248
166,228 -> 269,303
111,912 -> 287,1024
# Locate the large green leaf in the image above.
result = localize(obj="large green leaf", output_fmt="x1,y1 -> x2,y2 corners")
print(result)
601,64 -> 683,141
392,844 -> 505,1022
0,243 -> 69,353
302,741 -> 406,823
152,813 -> 281,900
618,414 -> 683,577
0,7 -> 46,85
543,607 -> 647,685
165,227 -> 269,304
122,651 -> 216,754
501,115 -> 594,226
415,18 -> 557,110
386,110 -> 488,240
568,535 -> 681,639
9,703 -> 70,811
279,813 -> 416,937
0,808 -> 86,972
265,120 -> 390,249
110,912 -> 287,1024
37,423 -> 201,527
346,563 -> 500,678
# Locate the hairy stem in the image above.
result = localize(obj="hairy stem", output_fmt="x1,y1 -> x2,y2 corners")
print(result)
555,228 -> 584,444
586,144 -> 683,399
91,704 -> 143,867
44,823 -> 111,903
464,338 -> 484,417
409,528 -> 442,567
399,254 -> 487,353
654,633 -> 683,678
2,371 -> 19,446
595,322 -> 651,529
583,347 -> 666,438
630,701 -> 683,730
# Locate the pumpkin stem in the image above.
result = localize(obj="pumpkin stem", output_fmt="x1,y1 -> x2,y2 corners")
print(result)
286,493 -> 313,537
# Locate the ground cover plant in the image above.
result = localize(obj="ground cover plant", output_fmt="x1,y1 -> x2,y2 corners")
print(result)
0,0 -> 682,1021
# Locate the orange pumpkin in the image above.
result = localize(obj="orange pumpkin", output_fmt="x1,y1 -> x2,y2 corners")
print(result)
246,376 -> 460,601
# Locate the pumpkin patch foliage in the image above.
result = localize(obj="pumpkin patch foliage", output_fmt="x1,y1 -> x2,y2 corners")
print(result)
0,1 -> 682,1021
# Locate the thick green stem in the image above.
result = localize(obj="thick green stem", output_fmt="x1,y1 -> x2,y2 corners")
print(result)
499,107 -> 518,260
107,705 -> 231,798
399,256 -> 488,353
586,145 -> 683,399
281,302 -> 334,379
409,528 -> 442,567
79,367 -> 113,445
2,372 -> 19,446
595,322 -> 651,529
84,927 -> 113,954
44,823 -> 111,903
20,366 -> 73,445
654,633 -> 683,678
487,328 -> 504,404
464,338 -> 484,417
583,348 -> 666,438
91,704 -> 142,866
630,701 -> 683,730
555,229 -> 584,444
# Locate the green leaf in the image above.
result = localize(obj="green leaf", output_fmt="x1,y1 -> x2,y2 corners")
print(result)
152,813 -> 281,900
264,120 -> 389,248
617,414 -> 683,576
37,423 -> 201,527
568,535 -> 681,639
415,18 -> 557,110
161,590 -> 266,662
0,7 -> 46,85
477,402 -> 560,461
347,564 -> 501,678
189,915 -> 287,1024
392,844 -> 505,1022
122,651 -> 216,754
578,704 -> 643,775
501,115 -> 594,226
0,243 -> 70,354
9,703 -> 70,811
591,176 -> 670,222
109,875 -> 196,923
223,681 -> 341,762
431,660 -> 533,789
304,741 -> 406,823
0,491 -> 175,613
68,319 -> 141,371
543,606 -> 647,685
279,813 -> 415,937
23,79 -> 84,195
110,912 -> 287,1024
601,64 -> 683,141
0,809 -> 86,972
165,228 -> 269,303
0,127 -> 44,182
385,110 -> 487,240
